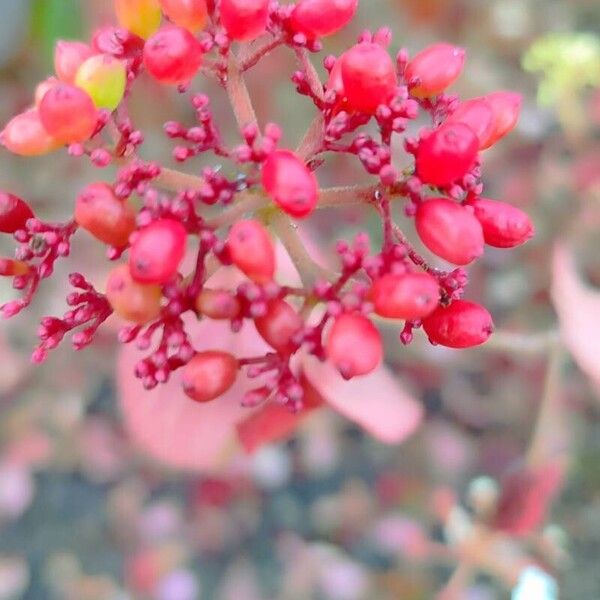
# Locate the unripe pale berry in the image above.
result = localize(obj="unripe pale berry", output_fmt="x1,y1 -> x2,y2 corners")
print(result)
38,84 -> 98,144
182,350 -> 238,403
115,0 -> 163,39
228,220 -> 275,283
129,219 -> 187,283
291,0 -> 358,38
254,299 -> 303,354
262,150 -> 319,218
405,43 -> 465,98
446,98 -> 495,149
340,42 -> 397,114
0,192 -> 34,233
371,272 -> 440,320
415,122 -> 479,187
195,288 -> 241,319
326,313 -> 383,378
1,109 -> 60,156
220,0 -> 269,41
53,40 -> 95,83
75,183 -> 136,247
143,25 -> 203,85
466,197 -> 534,248
75,54 -> 127,111
415,198 -> 484,265
422,300 -> 493,348
106,263 -> 162,323
159,0 -> 208,32
480,91 -> 522,149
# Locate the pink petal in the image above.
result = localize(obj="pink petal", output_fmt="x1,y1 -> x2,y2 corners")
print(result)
301,354 -> 423,444
552,242 -> 600,392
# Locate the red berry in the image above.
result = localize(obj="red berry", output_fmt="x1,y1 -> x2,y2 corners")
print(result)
262,150 -> 319,218
405,43 -> 465,98
422,300 -> 493,348
195,288 -> 241,320
2,109 -> 60,156
129,219 -> 187,283
445,98 -> 495,149
415,122 -> 479,187
38,84 -> 98,144
54,40 -> 95,83
0,192 -> 34,234
227,219 -> 275,283
182,350 -> 238,402
340,42 -> 397,114
75,183 -> 136,247
415,198 -> 484,265
371,272 -> 440,320
220,0 -> 269,41
326,313 -> 383,378
34,77 -> 60,107
466,197 -> 534,248
106,263 -> 162,323
143,25 -> 203,85
159,0 -> 208,32
254,299 -> 303,354
0,258 -> 29,277
325,55 -> 350,112
291,0 -> 358,38
480,91 -> 522,149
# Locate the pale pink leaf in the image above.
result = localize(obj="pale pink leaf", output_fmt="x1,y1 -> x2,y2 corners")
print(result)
552,242 -> 600,393
301,354 -> 424,444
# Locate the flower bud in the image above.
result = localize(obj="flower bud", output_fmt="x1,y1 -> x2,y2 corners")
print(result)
182,351 -> 238,402
405,43 -> 465,97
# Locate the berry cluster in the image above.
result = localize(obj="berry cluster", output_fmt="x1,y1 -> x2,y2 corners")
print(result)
0,1 -> 533,412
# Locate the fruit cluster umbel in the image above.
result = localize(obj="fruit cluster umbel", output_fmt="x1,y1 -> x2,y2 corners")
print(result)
0,0 -> 533,412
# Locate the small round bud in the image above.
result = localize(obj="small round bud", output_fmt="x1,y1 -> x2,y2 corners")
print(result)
227,220 -> 276,283
254,299 -> 303,354
220,0 -> 269,42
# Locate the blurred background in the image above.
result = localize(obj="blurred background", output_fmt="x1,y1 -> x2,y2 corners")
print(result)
0,0 -> 599,598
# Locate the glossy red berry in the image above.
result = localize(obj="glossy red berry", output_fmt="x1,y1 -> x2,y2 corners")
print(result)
182,351 -> 238,402
466,197 -> 534,248
115,0 -> 163,39
53,40 -> 95,83
143,25 -> 203,85
227,220 -> 275,283
106,264 -> 162,323
129,219 -> 187,283
195,288 -> 241,320
326,313 -> 383,378
291,0 -> 358,38
75,183 -> 136,247
159,0 -> 208,32
371,272 -> 440,320
422,300 -> 493,348
480,91 -> 522,149
405,43 -> 465,98
262,150 -> 319,218
0,192 -> 34,233
254,299 -> 303,354
340,42 -> 397,114
415,122 -> 479,187
415,198 -> 484,265
220,0 -> 269,41
38,84 -> 98,144
446,98 -> 495,149
2,109 -> 60,156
